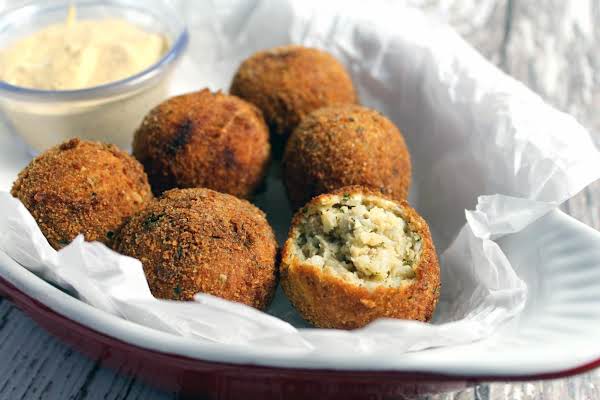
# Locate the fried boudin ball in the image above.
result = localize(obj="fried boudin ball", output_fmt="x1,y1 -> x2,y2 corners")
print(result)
11,138 -> 152,249
281,186 -> 439,329
283,105 -> 411,210
114,188 -> 278,309
230,45 -> 358,140
132,89 -> 271,198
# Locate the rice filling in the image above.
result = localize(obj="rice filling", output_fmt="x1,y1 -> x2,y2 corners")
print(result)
294,194 -> 422,289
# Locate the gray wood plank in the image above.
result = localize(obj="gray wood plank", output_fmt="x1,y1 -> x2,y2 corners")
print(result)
501,0 -> 600,141
0,302 -> 173,400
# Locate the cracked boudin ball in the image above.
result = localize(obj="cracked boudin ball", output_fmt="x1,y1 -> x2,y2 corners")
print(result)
11,138 -> 152,249
283,105 -> 411,210
114,188 -> 278,309
281,186 -> 440,329
132,89 -> 271,198
230,45 -> 358,141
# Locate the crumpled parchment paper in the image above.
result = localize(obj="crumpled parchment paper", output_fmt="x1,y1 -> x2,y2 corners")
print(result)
1,0 -> 599,356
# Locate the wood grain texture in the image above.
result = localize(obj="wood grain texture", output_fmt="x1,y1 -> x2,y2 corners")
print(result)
0,0 -> 598,399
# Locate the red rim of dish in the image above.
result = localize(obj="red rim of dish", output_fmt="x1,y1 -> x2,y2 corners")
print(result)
1,276 -> 599,387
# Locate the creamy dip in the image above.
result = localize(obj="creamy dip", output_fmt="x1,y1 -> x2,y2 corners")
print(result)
0,7 -> 168,90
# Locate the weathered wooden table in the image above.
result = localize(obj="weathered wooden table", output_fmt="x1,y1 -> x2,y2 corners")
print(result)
0,0 -> 598,398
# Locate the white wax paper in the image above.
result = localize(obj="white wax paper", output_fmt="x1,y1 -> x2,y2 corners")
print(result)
1,0 -> 600,356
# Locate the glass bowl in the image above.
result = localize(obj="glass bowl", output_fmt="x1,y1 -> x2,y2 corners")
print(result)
0,0 -> 188,151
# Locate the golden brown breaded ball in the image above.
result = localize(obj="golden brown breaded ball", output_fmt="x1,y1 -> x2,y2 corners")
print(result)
114,188 -> 278,309
11,138 -> 152,250
281,186 -> 440,329
283,105 -> 411,210
132,89 -> 271,198
230,45 -> 358,140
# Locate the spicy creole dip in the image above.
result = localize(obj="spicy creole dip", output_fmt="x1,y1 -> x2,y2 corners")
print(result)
0,6 -> 167,90
0,5 -> 182,151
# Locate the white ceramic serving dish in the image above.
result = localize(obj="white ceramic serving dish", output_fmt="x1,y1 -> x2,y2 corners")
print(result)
2,126 -> 600,379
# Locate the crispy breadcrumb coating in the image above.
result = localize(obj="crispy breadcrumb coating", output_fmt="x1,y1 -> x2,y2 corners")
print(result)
281,186 -> 439,329
283,105 -> 411,209
133,89 -> 270,198
11,138 -> 152,249
230,45 -> 357,140
114,188 -> 278,309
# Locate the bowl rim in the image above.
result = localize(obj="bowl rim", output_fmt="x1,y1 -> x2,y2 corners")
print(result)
0,0 -> 189,101
2,272 -> 600,389
2,209 -> 600,376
